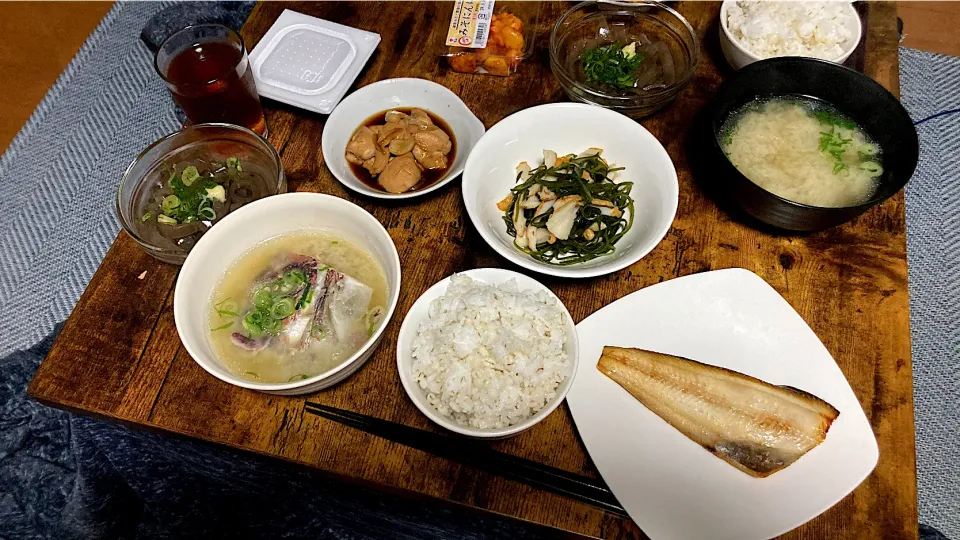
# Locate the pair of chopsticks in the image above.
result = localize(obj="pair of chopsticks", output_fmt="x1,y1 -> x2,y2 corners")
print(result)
303,402 -> 628,518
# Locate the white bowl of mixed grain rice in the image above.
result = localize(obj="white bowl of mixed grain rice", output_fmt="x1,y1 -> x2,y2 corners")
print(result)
396,268 -> 579,439
720,0 -> 862,70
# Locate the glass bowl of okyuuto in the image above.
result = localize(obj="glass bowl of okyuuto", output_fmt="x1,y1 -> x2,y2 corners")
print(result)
117,123 -> 286,265
173,193 -> 402,395
550,0 -> 700,118
708,58 -> 919,231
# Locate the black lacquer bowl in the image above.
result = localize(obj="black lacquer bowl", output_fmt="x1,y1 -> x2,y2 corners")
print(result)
706,57 -> 919,231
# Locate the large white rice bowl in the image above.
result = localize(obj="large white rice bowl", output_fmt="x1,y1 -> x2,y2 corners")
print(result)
719,0 -> 862,70
396,268 -> 579,438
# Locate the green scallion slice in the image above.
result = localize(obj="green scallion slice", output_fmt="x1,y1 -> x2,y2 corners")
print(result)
214,298 -> 238,318
161,195 -> 180,214
242,311 -> 265,336
271,298 -> 296,320
181,166 -> 200,186
859,161 -> 883,177
287,269 -> 306,283
254,288 -> 274,311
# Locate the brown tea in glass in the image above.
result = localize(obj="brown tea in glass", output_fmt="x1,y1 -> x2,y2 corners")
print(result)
155,24 -> 267,136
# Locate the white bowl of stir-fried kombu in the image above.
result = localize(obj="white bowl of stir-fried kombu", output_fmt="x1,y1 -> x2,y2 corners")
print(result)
117,123 -> 285,265
174,193 -> 402,395
462,103 -> 678,278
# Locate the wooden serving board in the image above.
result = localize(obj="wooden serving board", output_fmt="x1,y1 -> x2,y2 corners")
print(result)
29,2 -> 917,538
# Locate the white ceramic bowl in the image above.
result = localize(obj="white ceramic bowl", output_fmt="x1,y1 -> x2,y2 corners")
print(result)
461,103 -> 678,279
396,268 -> 579,439
174,193 -> 402,395
321,78 -> 486,199
719,0 -> 862,70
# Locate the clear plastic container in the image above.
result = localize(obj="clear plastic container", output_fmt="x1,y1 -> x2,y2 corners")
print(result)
438,2 -> 540,76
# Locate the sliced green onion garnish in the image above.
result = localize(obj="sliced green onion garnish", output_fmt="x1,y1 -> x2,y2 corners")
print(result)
140,212 -> 154,222
242,311 -> 265,335
243,371 -> 259,378
157,214 -> 177,225
287,269 -> 306,283
295,283 -> 312,310
261,317 -> 281,333
214,299 -> 238,318
271,298 -> 296,320
198,207 -> 216,221
182,166 -> 200,186
311,325 -> 326,340
210,321 -> 233,331
859,161 -> 883,178
289,374 -> 308,382
254,288 -> 273,311
858,143 -> 879,157
364,306 -> 383,337
161,195 -> 180,214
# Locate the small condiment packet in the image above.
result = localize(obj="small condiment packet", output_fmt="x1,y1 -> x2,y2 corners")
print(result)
249,9 -> 380,115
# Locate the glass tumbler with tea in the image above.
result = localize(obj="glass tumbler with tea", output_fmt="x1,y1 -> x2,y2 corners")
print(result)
155,24 -> 267,136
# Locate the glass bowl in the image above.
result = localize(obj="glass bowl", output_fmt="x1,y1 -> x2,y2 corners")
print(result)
550,1 -> 700,118
117,123 -> 285,265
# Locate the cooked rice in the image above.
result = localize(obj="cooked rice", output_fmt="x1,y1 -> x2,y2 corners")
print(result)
726,1 -> 856,61
411,275 -> 570,429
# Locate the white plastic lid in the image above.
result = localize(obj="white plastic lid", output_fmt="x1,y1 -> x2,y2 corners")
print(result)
249,10 -> 380,114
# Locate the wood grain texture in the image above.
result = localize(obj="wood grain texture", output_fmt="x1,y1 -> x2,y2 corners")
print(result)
899,1 -> 960,57
29,2 -> 917,538
0,1 -> 114,153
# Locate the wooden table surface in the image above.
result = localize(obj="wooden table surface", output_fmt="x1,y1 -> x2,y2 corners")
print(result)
29,2 -> 917,538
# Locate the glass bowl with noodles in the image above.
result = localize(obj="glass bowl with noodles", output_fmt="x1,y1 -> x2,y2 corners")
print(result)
117,123 -> 285,264
550,1 -> 700,119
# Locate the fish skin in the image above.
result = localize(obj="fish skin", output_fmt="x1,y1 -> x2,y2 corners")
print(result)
597,346 -> 839,478
310,268 -> 341,336
311,269 -> 373,343
257,254 -> 317,283
277,268 -> 325,351
229,256 -> 374,353
232,255 -> 322,352
230,332 -> 268,351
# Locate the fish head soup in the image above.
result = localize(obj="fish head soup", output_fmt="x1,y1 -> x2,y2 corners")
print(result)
207,231 -> 389,383
718,96 -> 883,208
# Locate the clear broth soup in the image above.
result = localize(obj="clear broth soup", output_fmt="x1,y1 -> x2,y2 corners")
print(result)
207,231 -> 388,383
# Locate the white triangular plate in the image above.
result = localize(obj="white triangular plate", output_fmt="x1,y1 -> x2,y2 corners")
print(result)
567,268 -> 878,540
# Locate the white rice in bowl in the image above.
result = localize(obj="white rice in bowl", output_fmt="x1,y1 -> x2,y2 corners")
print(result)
725,1 -> 857,61
411,275 -> 570,430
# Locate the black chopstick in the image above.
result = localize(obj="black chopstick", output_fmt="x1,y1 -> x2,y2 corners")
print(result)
303,402 -> 629,518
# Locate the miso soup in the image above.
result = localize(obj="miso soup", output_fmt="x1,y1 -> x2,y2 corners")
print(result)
719,96 -> 883,208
